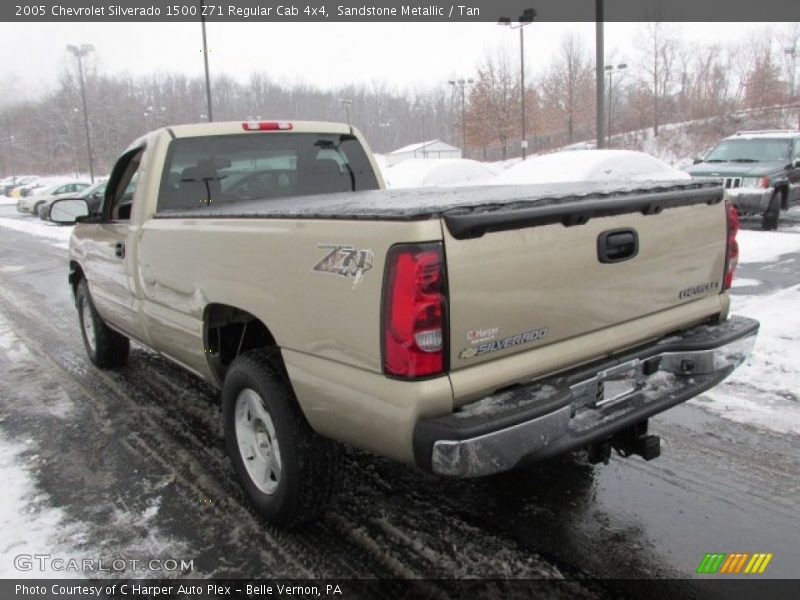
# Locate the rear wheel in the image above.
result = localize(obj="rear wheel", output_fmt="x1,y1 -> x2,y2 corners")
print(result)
223,349 -> 340,528
76,279 -> 129,368
761,189 -> 782,231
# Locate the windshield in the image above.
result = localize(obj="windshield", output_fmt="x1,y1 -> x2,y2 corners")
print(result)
704,139 -> 791,162
157,132 -> 380,212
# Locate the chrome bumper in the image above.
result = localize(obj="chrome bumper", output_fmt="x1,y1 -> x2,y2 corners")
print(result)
414,316 -> 759,478
725,189 -> 771,213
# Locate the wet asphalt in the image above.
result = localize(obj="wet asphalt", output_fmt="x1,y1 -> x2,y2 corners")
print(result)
0,204 -> 798,597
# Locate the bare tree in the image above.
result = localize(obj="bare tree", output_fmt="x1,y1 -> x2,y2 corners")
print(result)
635,22 -> 679,136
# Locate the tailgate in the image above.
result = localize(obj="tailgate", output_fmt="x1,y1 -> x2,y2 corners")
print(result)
443,191 -> 727,384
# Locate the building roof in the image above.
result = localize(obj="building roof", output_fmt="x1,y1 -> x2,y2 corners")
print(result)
389,140 -> 459,155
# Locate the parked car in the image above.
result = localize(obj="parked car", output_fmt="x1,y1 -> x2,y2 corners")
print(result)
385,158 -> 499,188
493,149 -> 691,185
40,179 -> 107,221
9,178 -> 43,198
0,176 -> 18,195
51,120 -> 756,527
687,130 -> 800,230
17,180 -> 90,214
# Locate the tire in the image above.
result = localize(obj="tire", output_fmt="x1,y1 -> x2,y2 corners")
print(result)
75,279 -> 129,368
33,201 -> 44,216
38,203 -> 49,221
223,349 -> 340,528
761,189 -> 782,231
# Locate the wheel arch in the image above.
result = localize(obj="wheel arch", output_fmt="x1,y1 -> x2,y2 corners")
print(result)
202,303 -> 283,385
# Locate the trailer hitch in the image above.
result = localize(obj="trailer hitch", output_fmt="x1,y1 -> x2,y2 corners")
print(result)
586,421 -> 661,464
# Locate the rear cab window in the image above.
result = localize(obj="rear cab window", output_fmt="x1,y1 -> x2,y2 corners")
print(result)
157,133 -> 380,212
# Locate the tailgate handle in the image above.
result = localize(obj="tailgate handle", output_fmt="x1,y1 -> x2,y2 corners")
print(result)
598,229 -> 638,263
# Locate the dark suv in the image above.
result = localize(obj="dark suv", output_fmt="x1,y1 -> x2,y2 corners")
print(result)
687,130 -> 800,230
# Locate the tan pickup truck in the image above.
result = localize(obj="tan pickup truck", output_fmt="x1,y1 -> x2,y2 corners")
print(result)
50,121 -> 758,527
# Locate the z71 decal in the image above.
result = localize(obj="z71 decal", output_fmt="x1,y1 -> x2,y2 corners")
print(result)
313,244 -> 374,279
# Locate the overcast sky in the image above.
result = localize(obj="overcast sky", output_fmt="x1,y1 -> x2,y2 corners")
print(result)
0,21 -> 780,100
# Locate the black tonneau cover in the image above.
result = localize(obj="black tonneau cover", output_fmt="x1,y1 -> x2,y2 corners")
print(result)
155,179 -> 723,239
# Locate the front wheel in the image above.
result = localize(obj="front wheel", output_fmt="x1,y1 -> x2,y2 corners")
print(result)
76,279 -> 129,368
223,349 -> 340,528
761,189 -> 782,231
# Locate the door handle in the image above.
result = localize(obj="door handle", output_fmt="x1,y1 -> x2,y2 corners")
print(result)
115,241 -> 125,258
598,229 -> 638,263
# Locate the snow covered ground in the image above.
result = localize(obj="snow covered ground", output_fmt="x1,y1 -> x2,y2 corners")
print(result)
0,215 -> 72,249
696,282 -> 800,435
0,312 -> 188,578
0,433 -> 86,578
691,221 -> 800,434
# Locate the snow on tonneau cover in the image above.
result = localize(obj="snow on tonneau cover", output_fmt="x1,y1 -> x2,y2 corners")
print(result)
158,178 -> 726,390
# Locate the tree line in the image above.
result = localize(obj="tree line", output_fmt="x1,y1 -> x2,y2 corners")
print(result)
1,23 -> 798,177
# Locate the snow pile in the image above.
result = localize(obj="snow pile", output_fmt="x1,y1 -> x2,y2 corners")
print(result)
0,217 -> 72,249
492,149 -> 690,185
385,159 -> 499,189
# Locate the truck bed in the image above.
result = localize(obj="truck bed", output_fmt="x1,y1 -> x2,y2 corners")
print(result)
154,179 -> 722,239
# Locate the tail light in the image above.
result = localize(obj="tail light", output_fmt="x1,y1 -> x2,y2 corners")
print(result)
382,242 -> 447,378
723,199 -> 739,291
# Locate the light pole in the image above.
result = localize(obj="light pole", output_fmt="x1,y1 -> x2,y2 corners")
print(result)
499,7 -> 536,159
596,0 -> 605,149
605,63 -> 627,148
200,0 -> 213,122
339,98 -> 352,124
448,78 -> 474,158
66,43 -> 95,183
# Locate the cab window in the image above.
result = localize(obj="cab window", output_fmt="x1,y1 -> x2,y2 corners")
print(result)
157,133 -> 379,212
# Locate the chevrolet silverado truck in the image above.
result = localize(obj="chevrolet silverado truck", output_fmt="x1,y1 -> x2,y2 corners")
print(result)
688,130 -> 800,230
50,120 -> 759,527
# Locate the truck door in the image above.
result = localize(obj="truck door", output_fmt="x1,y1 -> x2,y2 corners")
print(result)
84,146 -> 144,338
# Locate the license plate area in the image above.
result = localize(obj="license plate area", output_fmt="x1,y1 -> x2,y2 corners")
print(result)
569,358 -> 645,409
598,369 -> 639,407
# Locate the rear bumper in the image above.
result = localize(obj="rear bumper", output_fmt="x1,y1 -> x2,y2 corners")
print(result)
414,315 -> 759,477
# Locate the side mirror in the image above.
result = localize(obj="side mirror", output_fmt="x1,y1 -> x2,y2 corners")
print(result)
49,198 -> 89,225
692,157 -> 703,165
793,158 -> 800,168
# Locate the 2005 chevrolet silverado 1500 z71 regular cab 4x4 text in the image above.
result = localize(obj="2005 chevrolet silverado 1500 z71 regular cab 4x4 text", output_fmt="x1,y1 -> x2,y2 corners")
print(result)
50,120 -> 758,527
